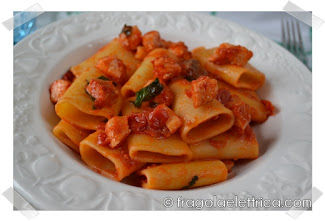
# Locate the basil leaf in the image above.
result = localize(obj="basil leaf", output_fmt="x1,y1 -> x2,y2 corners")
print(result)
133,78 -> 164,108
182,175 -> 199,189
97,75 -> 110,81
97,75 -> 117,86
121,24 -> 132,37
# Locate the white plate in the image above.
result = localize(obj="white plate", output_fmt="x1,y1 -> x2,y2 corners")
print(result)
14,12 -> 312,210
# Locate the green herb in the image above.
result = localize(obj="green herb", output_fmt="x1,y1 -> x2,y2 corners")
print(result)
84,89 -> 95,101
92,105 -> 96,110
133,78 -> 164,108
182,175 -> 199,189
121,24 -> 132,37
97,76 -> 117,86
97,75 -> 110,81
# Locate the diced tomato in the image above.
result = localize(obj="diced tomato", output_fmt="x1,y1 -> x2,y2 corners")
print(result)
191,76 -> 218,108
148,105 -> 169,129
142,31 -> 164,52
96,56 -> 127,84
85,79 -> 119,109
49,79 -> 71,104
128,111 -> 149,133
152,56 -> 182,81
209,43 -> 253,66
119,25 -> 142,50
103,116 -> 130,148
167,41 -> 192,60
128,105 -> 175,139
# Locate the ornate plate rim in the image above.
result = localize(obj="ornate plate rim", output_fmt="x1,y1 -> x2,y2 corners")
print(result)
13,11 -> 312,210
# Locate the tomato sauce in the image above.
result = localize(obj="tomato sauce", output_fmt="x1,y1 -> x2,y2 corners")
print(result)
96,56 -> 127,84
85,79 -> 119,109
209,43 -> 253,66
142,31 -> 164,52
153,83 -> 174,106
209,140 -> 227,149
128,105 -> 171,139
262,99 -> 275,116
152,56 -> 182,81
97,131 -> 110,146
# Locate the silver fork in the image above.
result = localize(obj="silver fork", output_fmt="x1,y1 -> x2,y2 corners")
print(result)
281,18 -> 307,66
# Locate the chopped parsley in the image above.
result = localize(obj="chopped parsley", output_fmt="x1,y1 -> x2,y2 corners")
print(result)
182,175 -> 199,189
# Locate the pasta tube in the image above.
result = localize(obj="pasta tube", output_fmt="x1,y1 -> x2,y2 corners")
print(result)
190,126 -> 259,160
127,133 -> 192,163
192,47 -> 265,90
121,48 -> 178,97
218,80 -> 268,122
79,131 -> 144,181
55,71 -> 123,130
53,120 -> 92,153
138,160 -> 228,190
169,79 -> 234,144
71,38 -> 140,79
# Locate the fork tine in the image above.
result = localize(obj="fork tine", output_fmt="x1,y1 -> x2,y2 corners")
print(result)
281,17 -> 308,67
293,20 -> 299,54
291,19 -> 297,54
281,18 -> 286,47
296,20 -> 307,65
296,20 -> 305,54
286,19 -> 292,52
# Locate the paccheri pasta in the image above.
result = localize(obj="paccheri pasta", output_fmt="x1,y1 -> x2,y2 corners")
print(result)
50,25 -> 275,190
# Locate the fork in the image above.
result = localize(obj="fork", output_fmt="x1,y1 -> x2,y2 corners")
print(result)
281,18 -> 308,66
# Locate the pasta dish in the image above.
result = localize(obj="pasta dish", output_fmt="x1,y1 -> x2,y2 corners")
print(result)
49,25 -> 275,190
